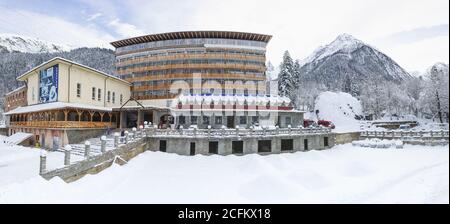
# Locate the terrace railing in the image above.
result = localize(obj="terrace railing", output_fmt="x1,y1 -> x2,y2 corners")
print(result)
360,130 -> 449,140
147,126 -> 332,138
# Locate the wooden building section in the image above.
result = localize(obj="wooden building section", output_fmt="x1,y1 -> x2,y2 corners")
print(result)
4,86 -> 27,112
8,106 -> 117,129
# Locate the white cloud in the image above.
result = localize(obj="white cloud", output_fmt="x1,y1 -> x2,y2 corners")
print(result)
1,0 -> 448,71
382,35 -> 449,72
87,12 -> 103,21
0,6 -> 115,49
108,18 -> 145,38
116,0 -> 449,71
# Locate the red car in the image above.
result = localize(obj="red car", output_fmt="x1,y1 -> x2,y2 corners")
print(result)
303,119 -> 316,128
318,120 -> 335,129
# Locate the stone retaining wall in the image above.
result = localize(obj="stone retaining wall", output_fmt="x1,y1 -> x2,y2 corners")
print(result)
41,131 -> 337,182
335,132 -> 361,145
148,133 -> 336,155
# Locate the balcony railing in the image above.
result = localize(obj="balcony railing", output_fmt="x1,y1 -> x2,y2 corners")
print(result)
10,121 -> 116,129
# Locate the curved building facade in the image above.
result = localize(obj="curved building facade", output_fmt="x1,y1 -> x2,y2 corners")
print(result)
111,31 -> 272,100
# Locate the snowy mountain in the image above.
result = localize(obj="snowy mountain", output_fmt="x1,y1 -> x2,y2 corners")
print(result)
298,34 -> 412,90
0,34 -> 72,53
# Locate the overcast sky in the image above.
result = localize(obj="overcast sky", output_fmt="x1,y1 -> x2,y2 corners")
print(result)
0,0 -> 448,72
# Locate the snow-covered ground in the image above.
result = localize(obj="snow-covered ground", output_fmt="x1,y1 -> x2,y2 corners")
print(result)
0,135 -> 83,187
311,91 -> 449,133
0,135 -> 448,204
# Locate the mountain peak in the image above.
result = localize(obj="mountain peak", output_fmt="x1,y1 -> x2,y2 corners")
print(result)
299,33 -> 412,87
0,34 -> 73,53
335,33 -> 360,42
301,33 -> 365,65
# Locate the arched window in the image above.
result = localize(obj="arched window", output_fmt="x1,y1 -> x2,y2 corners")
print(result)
67,111 -> 79,121
81,111 -> 90,121
92,112 -> 102,122
56,111 -> 65,121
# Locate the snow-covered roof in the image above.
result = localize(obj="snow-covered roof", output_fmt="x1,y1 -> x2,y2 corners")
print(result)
174,94 -> 292,107
5,85 -> 26,96
4,132 -> 33,145
16,57 -> 130,85
3,102 -> 113,115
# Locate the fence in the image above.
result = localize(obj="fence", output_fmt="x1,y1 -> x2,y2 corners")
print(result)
360,130 -> 449,140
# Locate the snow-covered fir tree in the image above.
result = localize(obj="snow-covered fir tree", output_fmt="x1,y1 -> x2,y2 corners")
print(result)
420,63 -> 449,122
278,51 -> 294,98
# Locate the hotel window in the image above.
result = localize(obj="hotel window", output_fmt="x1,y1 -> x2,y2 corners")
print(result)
107,91 -> 111,103
76,83 -> 81,97
203,116 -> 210,125
215,116 -> 222,125
98,89 -> 102,101
179,115 -> 186,124
92,87 -> 96,100
240,116 -> 247,125
32,87 -> 35,101
252,116 -> 259,124
285,116 -> 292,125
119,94 -> 123,105
191,116 -> 198,124
112,92 -> 116,104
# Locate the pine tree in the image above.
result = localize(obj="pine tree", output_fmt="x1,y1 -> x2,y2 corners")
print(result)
278,51 -> 294,97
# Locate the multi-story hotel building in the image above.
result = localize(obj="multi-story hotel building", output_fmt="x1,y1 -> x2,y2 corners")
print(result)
111,31 -> 299,128
111,31 -> 271,101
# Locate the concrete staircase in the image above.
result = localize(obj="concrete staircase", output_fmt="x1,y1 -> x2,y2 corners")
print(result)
55,135 -> 116,156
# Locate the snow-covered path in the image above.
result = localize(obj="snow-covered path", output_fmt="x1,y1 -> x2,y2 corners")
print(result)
0,138 -> 448,203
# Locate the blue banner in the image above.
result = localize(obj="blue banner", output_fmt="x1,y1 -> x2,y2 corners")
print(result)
39,64 -> 58,103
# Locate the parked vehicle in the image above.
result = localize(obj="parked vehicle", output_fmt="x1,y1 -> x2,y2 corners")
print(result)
303,119 -> 316,128
399,124 -> 411,130
318,120 -> 335,129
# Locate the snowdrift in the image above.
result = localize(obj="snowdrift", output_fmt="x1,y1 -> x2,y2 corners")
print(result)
314,91 -> 363,132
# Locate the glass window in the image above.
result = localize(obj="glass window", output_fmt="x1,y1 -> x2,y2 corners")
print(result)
191,116 -> 198,124
240,116 -> 247,125
92,87 -> 96,100
215,116 -> 222,125
203,116 -> 210,125
285,116 -> 292,125
119,94 -> 123,105
107,91 -> 111,102
179,115 -> 186,124
252,116 -> 259,124
98,89 -> 102,101
76,83 -> 81,97
112,92 -> 116,104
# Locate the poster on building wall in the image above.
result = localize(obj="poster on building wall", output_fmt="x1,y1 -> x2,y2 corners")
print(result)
39,65 -> 58,103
